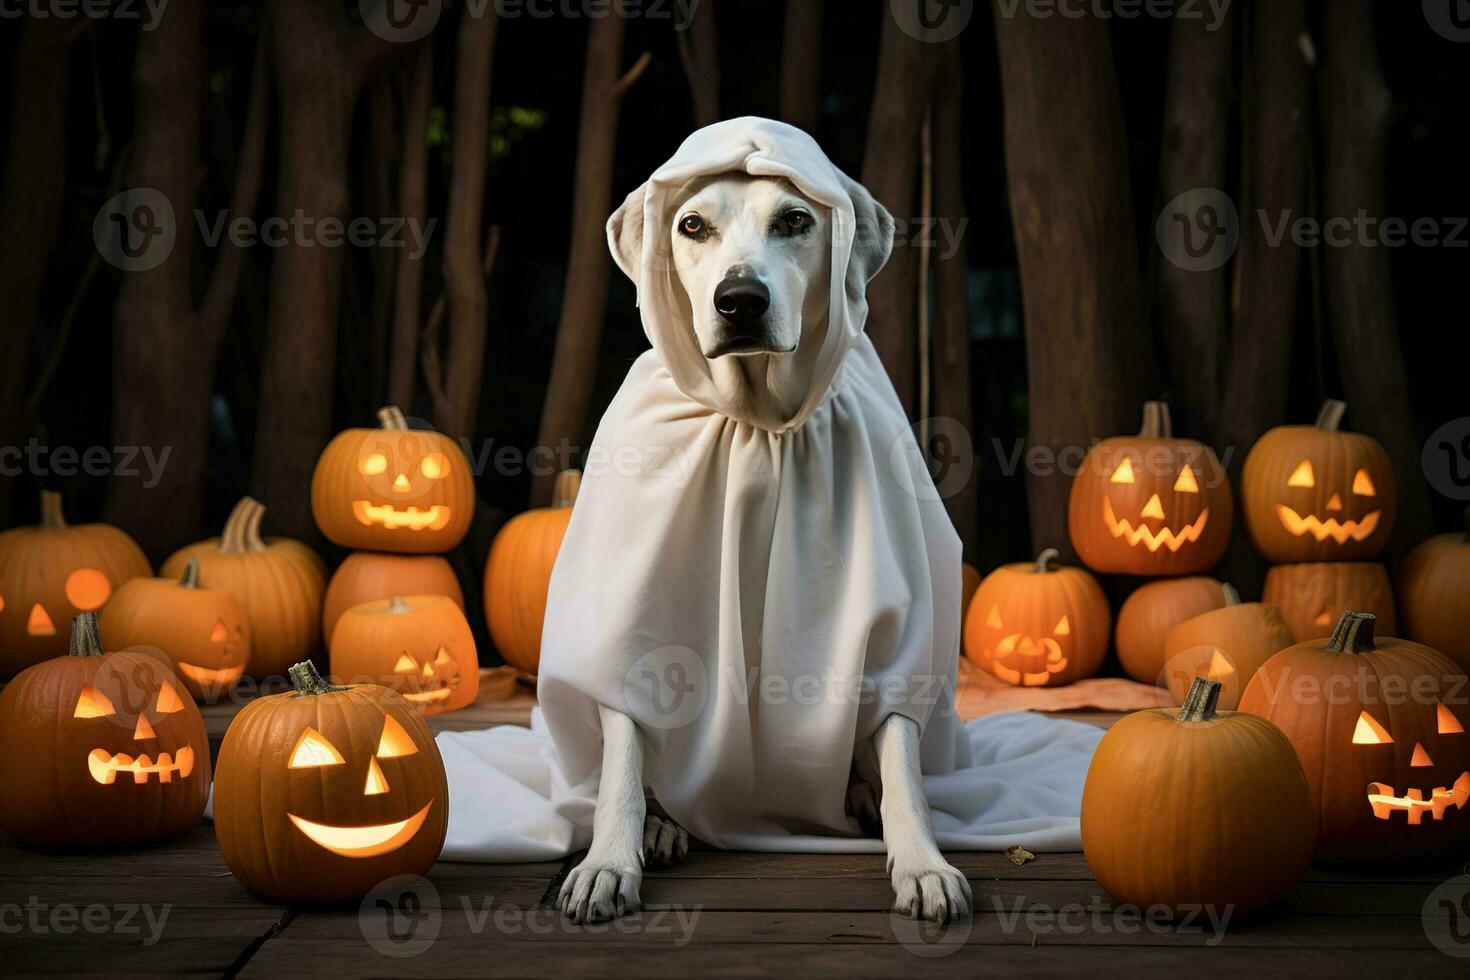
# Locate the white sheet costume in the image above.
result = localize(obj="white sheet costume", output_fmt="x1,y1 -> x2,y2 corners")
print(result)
437,118 -> 1101,860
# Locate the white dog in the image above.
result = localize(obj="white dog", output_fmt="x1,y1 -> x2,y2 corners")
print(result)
555,150 -> 971,926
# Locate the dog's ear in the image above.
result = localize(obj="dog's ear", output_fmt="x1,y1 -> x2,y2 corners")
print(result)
607,182 -> 649,283
840,173 -> 896,284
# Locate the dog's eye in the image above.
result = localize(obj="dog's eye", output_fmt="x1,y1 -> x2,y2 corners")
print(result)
678,214 -> 706,239
776,209 -> 814,236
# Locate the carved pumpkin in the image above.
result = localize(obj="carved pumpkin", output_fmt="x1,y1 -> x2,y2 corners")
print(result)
99,558 -> 252,701
0,490 -> 151,678
214,662 -> 448,904
1262,561 -> 1396,641
329,595 -> 479,715
963,549 -> 1110,687
1068,401 -> 1233,576
1398,508 -> 1470,672
161,498 -> 325,680
311,406 -> 475,554
484,470 -> 580,675
1082,677 -> 1314,916
1161,584 -> 1295,710
1241,399 -> 1396,563
1115,576 -> 1226,685
322,552 -> 465,645
1240,612 -> 1470,862
0,613 -> 210,847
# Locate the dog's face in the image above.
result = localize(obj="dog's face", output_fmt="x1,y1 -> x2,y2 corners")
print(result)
669,176 -> 830,359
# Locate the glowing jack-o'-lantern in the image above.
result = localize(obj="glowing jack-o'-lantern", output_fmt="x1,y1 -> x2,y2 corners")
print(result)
329,595 -> 479,715
0,613 -> 209,847
1161,584 -> 1296,710
0,490 -> 152,678
1068,402 -> 1233,575
311,406 -> 475,554
963,549 -> 1110,687
1398,507 -> 1470,672
1242,400 -> 1397,563
1240,612 -> 1470,862
322,552 -> 465,646
99,558 -> 252,701
1082,677 -> 1315,917
214,662 -> 448,904
1262,561 -> 1396,641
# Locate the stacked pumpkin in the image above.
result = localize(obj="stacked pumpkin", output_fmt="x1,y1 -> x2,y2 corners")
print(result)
312,407 -> 478,714
1068,402 -> 1236,687
1242,400 -> 1398,640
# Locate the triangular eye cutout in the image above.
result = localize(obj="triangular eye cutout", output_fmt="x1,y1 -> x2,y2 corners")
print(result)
434,646 -> 451,665
74,685 -> 116,718
1110,457 -> 1135,484
1439,702 -> 1465,735
364,757 -> 390,796
1353,711 -> 1393,745
377,714 -> 419,758
393,654 -> 416,673
1053,616 -> 1071,636
155,684 -> 186,714
1352,468 -> 1377,497
1288,460 -> 1315,488
985,606 -> 1003,630
210,620 -> 229,643
289,728 -> 345,768
1205,649 -> 1235,681
1173,465 -> 1199,493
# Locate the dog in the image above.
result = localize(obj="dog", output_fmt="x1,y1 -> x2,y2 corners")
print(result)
555,165 -> 972,926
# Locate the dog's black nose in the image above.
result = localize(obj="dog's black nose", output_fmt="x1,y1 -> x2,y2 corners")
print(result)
713,276 -> 770,325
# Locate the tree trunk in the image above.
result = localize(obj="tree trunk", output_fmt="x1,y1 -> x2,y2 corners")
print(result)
0,16 -> 71,527
530,20 -> 650,505
676,0 -> 719,126
252,0 -> 419,539
1319,0 -> 1432,561
779,0 -> 823,132
1155,3 -> 1237,443
992,8 -> 1151,561
860,11 -> 933,416
105,0 -> 267,560
387,43 -> 434,411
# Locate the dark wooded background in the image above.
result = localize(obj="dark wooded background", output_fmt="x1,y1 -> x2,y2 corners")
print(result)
2,0 -> 1467,619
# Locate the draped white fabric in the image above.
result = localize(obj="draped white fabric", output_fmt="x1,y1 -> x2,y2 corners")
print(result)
439,118 -> 1101,859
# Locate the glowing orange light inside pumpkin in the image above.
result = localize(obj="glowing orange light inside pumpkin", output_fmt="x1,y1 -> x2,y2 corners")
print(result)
1411,743 -> 1434,767
393,654 -> 417,672
74,685 -> 116,718
289,728 -> 346,768
1053,616 -> 1071,636
364,757 -> 390,795
420,453 -> 449,479
1440,703 -> 1465,735
210,619 -> 229,643
433,646 -> 451,665
1109,458 -> 1135,484
1353,711 -> 1393,745
1140,494 -> 1166,521
133,715 -> 156,740
359,452 -> 388,476
64,568 -> 112,610
1173,465 -> 1199,493
286,803 -> 434,858
156,684 -> 186,714
986,606 -> 1003,629
1288,460 -> 1315,488
1353,468 -> 1377,497
377,714 -> 418,758
28,603 -> 56,636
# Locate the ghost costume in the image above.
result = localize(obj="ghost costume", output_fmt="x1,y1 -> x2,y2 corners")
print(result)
437,118 -> 1101,860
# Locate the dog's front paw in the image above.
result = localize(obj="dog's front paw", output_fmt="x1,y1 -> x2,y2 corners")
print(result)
642,815 -> 689,867
558,852 -> 642,924
890,854 -> 972,925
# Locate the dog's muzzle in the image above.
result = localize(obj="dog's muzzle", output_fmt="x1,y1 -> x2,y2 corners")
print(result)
709,273 -> 790,356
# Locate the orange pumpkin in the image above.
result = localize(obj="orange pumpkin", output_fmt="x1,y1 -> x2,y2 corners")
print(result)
99,558 -> 251,701
329,595 -> 479,715
322,552 -> 465,645
311,406 -> 475,554
0,613 -> 210,847
1240,612 -> 1470,862
1161,584 -> 1295,710
1082,677 -> 1314,916
161,497 -> 325,679
960,562 -> 981,625
1068,401 -> 1233,576
483,469 -> 580,674
1115,576 -> 1226,685
1398,507 -> 1470,671
214,662 -> 448,904
1241,399 -> 1396,563
1262,561 -> 1396,641
0,490 -> 151,677
963,549 -> 1110,687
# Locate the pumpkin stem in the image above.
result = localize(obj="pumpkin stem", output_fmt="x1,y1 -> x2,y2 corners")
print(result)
387,595 -> 410,614
68,612 -> 105,658
288,661 -> 344,696
219,497 -> 262,554
1326,611 -> 1376,654
39,489 -> 67,528
1176,677 -> 1222,722
1139,401 -> 1173,439
1222,583 -> 1241,606
1314,399 -> 1348,431
552,469 -> 582,509
179,557 -> 202,589
377,405 -> 410,430
1035,548 -> 1060,573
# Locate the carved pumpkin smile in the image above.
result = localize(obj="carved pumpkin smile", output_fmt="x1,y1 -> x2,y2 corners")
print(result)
1367,772 -> 1470,824
88,746 -> 197,785
1101,496 -> 1211,553
988,631 -> 1068,687
352,500 -> 453,531
176,662 -> 246,688
1276,504 -> 1381,543
287,801 -> 435,858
